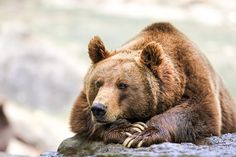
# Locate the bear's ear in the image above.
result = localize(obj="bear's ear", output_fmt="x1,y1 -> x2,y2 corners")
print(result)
140,42 -> 164,68
88,36 -> 109,64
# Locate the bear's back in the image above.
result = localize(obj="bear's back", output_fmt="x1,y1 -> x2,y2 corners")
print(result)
118,22 -> 236,133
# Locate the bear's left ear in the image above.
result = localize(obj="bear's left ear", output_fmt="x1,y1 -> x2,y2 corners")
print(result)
140,42 -> 164,68
88,36 -> 109,64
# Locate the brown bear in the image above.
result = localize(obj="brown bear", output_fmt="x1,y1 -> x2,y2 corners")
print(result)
70,22 -> 236,148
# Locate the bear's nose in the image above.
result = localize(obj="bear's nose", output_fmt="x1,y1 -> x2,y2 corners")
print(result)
91,103 -> 107,119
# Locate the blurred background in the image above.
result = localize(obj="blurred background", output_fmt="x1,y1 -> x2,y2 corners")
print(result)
0,0 -> 235,156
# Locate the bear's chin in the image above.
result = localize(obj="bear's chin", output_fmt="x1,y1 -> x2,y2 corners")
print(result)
94,119 -> 112,124
92,116 -> 116,125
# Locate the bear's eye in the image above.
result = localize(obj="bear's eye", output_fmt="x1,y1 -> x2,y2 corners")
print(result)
95,80 -> 102,88
117,82 -> 128,90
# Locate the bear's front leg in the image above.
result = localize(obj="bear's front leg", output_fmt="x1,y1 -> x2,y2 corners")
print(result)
123,101 -> 221,148
123,126 -> 170,148
101,121 -> 148,144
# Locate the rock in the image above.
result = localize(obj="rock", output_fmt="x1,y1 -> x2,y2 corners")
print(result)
57,135 -> 106,156
38,152 -> 62,157
43,133 -> 236,157
0,25 -> 84,114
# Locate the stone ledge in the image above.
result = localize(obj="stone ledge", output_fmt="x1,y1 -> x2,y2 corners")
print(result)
39,133 -> 236,157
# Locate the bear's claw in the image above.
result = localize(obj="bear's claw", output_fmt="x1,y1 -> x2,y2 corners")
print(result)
137,141 -> 143,148
131,122 -> 148,132
123,137 -> 133,147
122,122 -> 148,147
123,136 -> 143,148
125,132 -> 132,136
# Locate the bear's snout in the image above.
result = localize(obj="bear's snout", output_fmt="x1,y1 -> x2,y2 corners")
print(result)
91,102 -> 107,121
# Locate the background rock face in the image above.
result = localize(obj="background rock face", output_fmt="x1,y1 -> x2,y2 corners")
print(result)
50,133 -> 236,157
0,29 -> 84,114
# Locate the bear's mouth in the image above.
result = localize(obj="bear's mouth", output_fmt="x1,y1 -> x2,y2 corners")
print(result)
95,119 -> 111,124
92,116 -> 114,124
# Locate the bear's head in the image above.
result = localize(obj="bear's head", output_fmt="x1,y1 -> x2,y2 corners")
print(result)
84,36 -> 183,124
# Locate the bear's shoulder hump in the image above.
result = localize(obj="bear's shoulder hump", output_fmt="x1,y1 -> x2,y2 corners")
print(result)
143,22 -> 177,33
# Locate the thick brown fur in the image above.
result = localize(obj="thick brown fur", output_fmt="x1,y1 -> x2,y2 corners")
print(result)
70,22 -> 236,147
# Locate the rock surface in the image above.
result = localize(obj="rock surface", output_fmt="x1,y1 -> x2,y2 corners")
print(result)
39,133 -> 236,157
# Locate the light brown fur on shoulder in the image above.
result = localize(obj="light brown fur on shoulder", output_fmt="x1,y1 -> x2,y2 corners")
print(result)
70,22 -> 236,147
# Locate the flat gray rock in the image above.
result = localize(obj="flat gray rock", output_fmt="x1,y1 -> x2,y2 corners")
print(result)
39,133 -> 236,157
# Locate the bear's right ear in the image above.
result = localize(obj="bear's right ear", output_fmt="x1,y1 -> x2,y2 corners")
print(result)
88,36 -> 109,64
140,42 -> 164,68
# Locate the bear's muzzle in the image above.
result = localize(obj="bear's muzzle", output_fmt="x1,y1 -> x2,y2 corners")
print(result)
91,102 -> 107,122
